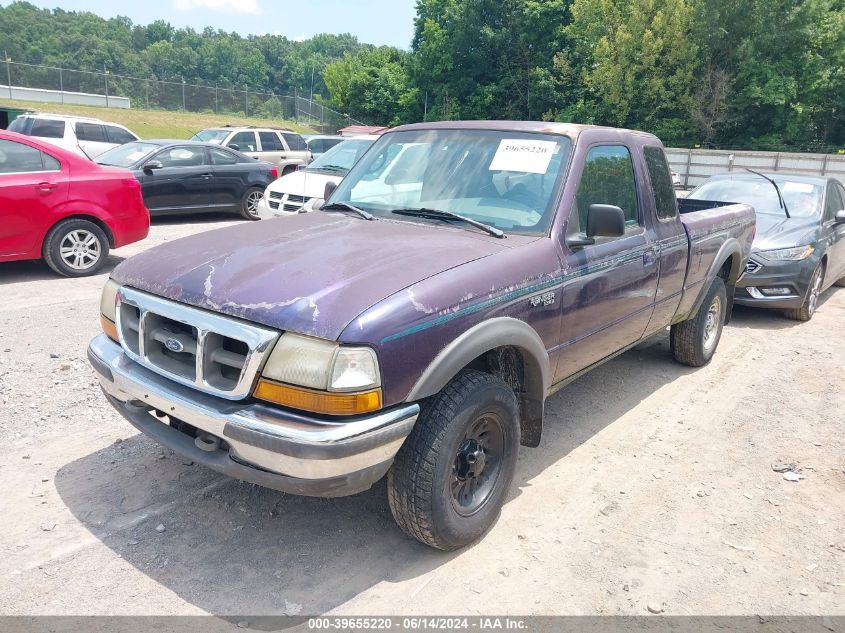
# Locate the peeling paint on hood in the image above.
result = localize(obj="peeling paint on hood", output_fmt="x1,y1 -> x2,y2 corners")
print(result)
110,212 -> 510,340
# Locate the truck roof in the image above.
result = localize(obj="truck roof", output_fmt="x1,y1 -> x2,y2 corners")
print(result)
390,120 -> 661,143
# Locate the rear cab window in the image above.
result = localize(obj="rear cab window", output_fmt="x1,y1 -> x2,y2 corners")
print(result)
644,146 -> 678,221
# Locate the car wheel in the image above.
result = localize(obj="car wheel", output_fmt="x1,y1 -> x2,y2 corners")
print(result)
240,187 -> 264,220
784,263 -> 824,322
671,276 -> 727,367
387,369 -> 520,551
42,219 -> 109,277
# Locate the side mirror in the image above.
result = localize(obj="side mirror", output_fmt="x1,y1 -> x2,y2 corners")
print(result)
566,204 -> 627,249
228,143 -> 240,151
587,204 -> 626,238
324,181 -> 337,200
835,210 -> 845,225
143,160 -> 163,173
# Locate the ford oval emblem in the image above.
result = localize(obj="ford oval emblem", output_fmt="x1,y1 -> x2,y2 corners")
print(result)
165,337 -> 184,353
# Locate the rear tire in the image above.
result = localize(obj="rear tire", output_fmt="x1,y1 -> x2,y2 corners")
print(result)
240,187 -> 264,220
42,218 -> 109,277
387,369 -> 520,551
784,263 -> 824,322
671,277 -> 727,367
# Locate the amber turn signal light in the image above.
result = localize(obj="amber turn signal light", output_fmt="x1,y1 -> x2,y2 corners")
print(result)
101,315 -> 119,343
254,379 -> 382,416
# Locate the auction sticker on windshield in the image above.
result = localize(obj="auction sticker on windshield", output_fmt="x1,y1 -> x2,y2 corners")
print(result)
489,139 -> 557,174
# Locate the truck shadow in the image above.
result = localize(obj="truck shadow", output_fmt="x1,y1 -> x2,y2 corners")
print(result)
54,331 -> 691,620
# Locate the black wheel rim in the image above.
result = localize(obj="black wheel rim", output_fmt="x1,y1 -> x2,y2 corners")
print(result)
450,412 -> 505,517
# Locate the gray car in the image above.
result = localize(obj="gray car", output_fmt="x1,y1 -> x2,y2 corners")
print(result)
688,173 -> 845,320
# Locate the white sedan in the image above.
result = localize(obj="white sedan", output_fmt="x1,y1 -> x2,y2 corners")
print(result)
255,135 -> 378,218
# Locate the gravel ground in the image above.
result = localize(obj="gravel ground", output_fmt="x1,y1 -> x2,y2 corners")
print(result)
0,216 -> 843,618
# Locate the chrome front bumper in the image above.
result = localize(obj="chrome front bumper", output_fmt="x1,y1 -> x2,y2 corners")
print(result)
88,334 -> 419,497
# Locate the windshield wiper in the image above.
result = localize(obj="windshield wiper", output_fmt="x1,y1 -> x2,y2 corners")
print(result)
322,201 -> 374,221
391,207 -> 505,238
744,168 -> 791,219
311,164 -> 347,173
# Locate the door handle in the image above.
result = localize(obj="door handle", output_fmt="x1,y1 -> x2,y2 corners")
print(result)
200,173 -> 212,179
35,182 -> 58,192
643,250 -> 657,266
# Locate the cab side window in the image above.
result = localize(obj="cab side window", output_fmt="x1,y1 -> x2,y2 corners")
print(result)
575,145 -> 640,232
644,146 -> 678,220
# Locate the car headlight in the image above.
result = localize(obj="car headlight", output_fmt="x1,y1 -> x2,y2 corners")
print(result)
255,333 -> 382,415
758,245 -> 814,261
100,279 -> 121,342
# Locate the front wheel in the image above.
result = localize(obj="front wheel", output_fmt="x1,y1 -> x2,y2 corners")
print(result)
240,187 -> 264,220
671,276 -> 727,367
784,263 -> 824,322
387,369 -> 520,550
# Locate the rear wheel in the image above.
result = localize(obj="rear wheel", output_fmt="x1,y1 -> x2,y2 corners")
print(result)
240,187 -> 264,220
671,276 -> 727,367
387,369 -> 520,550
42,218 -> 109,277
784,263 -> 824,322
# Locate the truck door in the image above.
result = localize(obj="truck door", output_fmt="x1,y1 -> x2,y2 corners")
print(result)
554,144 -> 659,382
642,145 -> 689,336
823,182 -> 845,283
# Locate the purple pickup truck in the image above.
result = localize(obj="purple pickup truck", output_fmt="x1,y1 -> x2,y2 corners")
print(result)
88,121 -> 755,550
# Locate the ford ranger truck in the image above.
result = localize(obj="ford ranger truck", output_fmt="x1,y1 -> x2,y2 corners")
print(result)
88,122 -> 755,550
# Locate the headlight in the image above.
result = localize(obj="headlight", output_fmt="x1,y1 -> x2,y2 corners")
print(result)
758,245 -> 814,261
255,333 -> 382,415
100,279 -> 121,342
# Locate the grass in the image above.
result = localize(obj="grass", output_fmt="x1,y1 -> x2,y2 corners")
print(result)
0,98 -> 315,139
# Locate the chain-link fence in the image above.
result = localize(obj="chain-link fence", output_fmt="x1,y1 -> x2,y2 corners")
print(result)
1,59 -> 362,134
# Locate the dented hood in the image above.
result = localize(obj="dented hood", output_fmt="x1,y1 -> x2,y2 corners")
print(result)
111,212 -> 509,340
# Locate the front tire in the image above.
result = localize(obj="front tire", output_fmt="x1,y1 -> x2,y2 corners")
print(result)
387,369 -> 520,550
42,218 -> 109,277
671,276 -> 727,367
784,263 -> 824,322
240,187 -> 264,220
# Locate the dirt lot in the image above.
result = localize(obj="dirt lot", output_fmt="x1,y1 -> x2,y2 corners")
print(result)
0,216 -> 843,619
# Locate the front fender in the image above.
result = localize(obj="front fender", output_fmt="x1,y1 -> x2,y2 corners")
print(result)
406,317 -> 550,447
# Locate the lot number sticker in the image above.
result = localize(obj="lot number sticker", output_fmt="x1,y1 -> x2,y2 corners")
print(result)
489,139 -> 557,174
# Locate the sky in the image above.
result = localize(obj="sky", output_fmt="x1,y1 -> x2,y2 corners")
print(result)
22,0 -> 418,48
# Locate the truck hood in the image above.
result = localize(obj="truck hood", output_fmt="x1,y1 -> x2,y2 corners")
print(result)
752,213 -> 819,251
111,212 -> 510,340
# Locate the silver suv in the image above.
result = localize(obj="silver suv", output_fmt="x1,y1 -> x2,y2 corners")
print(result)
192,126 -> 310,175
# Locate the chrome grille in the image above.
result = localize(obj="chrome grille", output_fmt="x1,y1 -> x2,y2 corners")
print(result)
746,259 -> 762,274
115,287 -> 278,400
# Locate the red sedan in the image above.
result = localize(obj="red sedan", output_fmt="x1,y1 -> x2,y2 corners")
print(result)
0,130 -> 149,276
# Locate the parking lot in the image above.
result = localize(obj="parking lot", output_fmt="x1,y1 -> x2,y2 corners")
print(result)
1,216 -> 843,618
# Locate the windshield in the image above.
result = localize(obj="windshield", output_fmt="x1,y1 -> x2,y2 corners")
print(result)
328,129 -> 572,235
191,129 -> 229,143
96,142 -> 160,167
690,177 -> 823,218
307,138 -> 374,174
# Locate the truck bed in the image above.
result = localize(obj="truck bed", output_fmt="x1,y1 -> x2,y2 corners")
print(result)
674,202 -> 756,321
